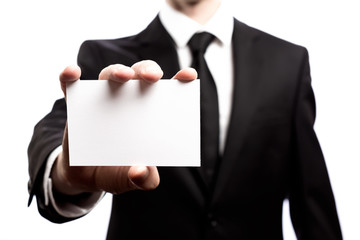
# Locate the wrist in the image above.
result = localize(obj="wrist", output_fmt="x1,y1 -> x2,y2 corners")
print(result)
51,152 -> 85,196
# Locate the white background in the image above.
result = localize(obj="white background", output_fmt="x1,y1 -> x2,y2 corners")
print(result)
0,0 -> 358,239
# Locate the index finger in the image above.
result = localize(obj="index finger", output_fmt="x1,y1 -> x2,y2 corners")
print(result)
98,64 -> 135,83
131,60 -> 163,83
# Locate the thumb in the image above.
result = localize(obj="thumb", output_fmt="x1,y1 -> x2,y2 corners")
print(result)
128,166 -> 160,190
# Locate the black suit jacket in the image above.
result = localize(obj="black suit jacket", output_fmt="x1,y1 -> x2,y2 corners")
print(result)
28,16 -> 342,239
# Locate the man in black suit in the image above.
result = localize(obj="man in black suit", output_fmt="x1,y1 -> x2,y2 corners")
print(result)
28,0 -> 342,239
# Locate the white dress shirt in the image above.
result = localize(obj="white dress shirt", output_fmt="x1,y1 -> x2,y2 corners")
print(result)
159,2 -> 234,154
43,1 -> 235,218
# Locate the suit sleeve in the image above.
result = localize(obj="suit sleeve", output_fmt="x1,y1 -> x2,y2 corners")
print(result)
289,49 -> 342,239
27,41 -> 104,223
27,98 -> 77,223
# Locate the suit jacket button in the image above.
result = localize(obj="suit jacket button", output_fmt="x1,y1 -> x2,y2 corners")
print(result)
207,213 -> 218,228
210,220 -> 218,228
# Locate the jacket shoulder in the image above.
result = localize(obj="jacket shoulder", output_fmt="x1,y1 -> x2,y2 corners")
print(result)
234,19 -> 308,56
77,36 -> 141,79
233,18 -> 309,75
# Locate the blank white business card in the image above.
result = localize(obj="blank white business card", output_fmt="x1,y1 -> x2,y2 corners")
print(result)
66,79 -> 200,166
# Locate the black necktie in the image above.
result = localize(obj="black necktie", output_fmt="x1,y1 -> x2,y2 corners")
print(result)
188,32 -> 220,185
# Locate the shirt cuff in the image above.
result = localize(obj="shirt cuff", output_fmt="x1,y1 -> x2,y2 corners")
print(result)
43,146 -> 105,218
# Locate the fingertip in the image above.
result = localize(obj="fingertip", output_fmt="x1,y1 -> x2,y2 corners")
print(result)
99,64 -> 135,82
128,166 -> 149,188
143,65 -> 164,82
112,66 -> 135,82
129,166 -> 148,177
128,166 -> 159,190
60,65 -> 81,82
144,72 -> 164,83
186,67 -> 198,78
172,67 -> 198,81
66,65 -> 81,73
132,60 -> 163,82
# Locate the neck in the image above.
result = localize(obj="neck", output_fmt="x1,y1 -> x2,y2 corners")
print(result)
166,0 -> 221,25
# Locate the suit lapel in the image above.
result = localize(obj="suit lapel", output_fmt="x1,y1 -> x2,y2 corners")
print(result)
212,20 -> 264,203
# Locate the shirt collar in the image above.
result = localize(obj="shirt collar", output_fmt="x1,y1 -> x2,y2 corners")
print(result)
159,1 -> 234,48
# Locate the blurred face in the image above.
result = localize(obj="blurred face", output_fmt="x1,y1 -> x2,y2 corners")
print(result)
167,0 -> 212,9
166,0 -> 220,23
168,0 -> 202,5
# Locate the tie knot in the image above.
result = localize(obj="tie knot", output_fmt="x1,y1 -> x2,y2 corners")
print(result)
188,32 -> 215,54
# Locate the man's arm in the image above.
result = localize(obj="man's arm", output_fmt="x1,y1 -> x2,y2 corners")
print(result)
28,61 -> 197,223
289,49 -> 342,239
28,97 -> 73,223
